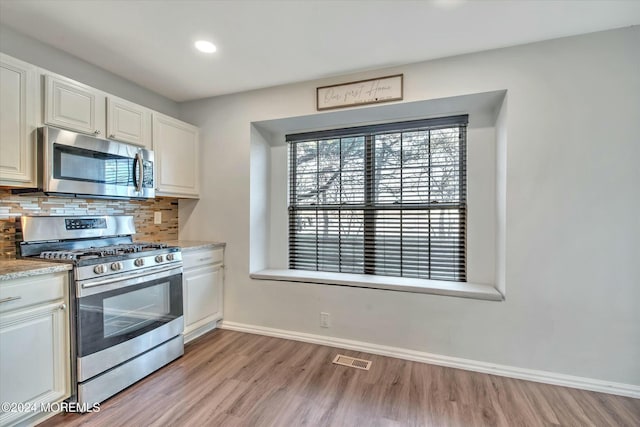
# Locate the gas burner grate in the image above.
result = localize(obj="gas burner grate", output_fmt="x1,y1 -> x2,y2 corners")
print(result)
38,242 -> 169,260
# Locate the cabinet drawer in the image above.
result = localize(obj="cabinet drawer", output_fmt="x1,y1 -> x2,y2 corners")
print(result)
0,273 -> 67,314
183,248 -> 223,270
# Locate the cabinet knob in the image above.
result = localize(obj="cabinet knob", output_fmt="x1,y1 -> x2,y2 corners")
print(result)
94,130 -> 101,135
59,303 -> 67,311
109,134 -> 116,138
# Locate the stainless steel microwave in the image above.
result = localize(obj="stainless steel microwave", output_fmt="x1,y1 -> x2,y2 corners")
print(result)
21,127 -> 155,199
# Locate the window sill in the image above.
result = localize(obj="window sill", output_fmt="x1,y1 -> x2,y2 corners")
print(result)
250,269 -> 504,301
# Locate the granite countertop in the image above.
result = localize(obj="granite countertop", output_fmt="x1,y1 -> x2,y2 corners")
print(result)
163,240 -> 226,252
0,259 -> 73,281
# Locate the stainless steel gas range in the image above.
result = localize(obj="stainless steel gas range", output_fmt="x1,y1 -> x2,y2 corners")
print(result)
17,215 -> 184,406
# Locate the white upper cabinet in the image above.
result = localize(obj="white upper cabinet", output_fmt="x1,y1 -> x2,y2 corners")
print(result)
44,74 -> 106,136
107,96 -> 152,149
0,53 -> 38,186
1,52 -> 201,198
152,113 -> 200,198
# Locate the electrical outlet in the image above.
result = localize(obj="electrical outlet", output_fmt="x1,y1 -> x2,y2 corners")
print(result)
153,211 -> 162,225
320,312 -> 330,328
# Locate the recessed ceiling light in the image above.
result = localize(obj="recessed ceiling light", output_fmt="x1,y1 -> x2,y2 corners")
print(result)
195,40 -> 216,53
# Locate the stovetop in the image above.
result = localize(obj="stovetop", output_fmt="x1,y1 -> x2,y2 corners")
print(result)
38,242 -> 170,261
17,216 -> 184,282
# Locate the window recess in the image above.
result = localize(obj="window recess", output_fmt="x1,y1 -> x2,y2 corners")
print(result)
287,115 -> 468,282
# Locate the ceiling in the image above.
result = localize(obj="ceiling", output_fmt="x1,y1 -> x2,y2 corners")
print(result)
1,0 -> 638,102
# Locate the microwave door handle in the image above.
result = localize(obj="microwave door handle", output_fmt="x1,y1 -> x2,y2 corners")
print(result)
135,152 -> 143,192
132,154 -> 139,190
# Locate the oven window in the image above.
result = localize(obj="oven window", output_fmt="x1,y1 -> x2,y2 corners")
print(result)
54,144 -> 134,185
77,272 -> 183,357
103,281 -> 171,338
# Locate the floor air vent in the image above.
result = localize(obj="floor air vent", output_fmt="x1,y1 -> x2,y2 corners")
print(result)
332,354 -> 372,370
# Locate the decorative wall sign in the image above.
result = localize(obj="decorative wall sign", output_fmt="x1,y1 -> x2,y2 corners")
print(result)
316,74 -> 403,111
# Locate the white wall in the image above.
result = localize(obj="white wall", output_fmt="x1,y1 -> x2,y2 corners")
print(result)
179,27 -> 640,385
0,26 -> 179,116
249,124 -> 272,272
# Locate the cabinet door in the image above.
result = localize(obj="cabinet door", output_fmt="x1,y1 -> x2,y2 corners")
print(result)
0,53 -> 37,186
0,301 -> 70,426
152,113 -> 200,197
45,75 -> 106,136
183,264 -> 223,332
107,96 -> 151,148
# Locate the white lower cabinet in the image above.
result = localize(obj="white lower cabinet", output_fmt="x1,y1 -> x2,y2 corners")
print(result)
182,248 -> 224,343
0,273 -> 70,427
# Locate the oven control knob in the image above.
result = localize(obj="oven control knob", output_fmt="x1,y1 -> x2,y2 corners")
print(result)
166,253 -> 175,261
155,255 -> 164,263
134,258 -> 145,267
94,264 -> 106,274
111,262 -> 123,271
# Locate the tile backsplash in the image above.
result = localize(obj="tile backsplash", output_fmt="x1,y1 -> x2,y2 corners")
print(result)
0,189 -> 179,259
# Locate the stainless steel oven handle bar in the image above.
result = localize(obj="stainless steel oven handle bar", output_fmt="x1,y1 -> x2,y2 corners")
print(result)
80,264 -> 181,289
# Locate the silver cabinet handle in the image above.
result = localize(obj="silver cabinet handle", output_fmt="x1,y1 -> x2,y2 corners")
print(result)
109,134 -> 115,138
59,303 -> 67,311
199,257 -> 213,262
0,296 -> 22,304
94,130 -> 101,135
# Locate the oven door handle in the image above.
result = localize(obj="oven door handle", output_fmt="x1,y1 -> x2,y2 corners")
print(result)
80,264 -> 181,289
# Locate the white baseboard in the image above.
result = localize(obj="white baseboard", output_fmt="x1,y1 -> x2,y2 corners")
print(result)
221,320 -> 640,399
184,320 -> 220,344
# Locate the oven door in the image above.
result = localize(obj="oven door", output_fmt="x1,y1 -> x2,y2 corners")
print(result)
76,265 -> 183,381
41,126 -> 154,199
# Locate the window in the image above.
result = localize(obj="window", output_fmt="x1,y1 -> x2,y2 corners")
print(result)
287,115 -> 468,282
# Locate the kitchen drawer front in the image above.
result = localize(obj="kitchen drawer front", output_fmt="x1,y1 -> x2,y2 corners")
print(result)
0,272 -> 67,314
183,248 -> 224,270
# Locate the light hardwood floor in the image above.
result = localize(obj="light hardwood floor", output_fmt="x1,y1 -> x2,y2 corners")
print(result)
41,329 -> 639,426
